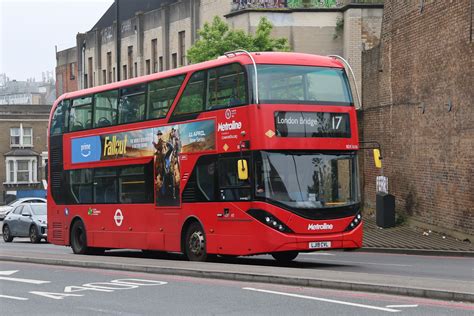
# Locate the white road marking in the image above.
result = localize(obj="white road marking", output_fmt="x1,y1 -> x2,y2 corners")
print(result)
386,304 -> 418,308
304,259 -> 411,267
0,270 -> 50,284
0,295 -> 28,301
243,287 -> 401,313
303,253 -> 335,256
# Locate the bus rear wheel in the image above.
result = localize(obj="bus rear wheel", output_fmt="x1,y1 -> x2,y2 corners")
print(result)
271,251 -> 299,263
184,222 -> 208,262
70,220 -> 90,254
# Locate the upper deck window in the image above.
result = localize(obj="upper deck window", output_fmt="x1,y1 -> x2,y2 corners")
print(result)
207,63 -> 247,110
119,84 -> 146,124
70,96 -> 93,131
147,74 -> 185,119
172,63 -> 248,117
173,70 -> 206,116
256,65 -> 353,106
94,90 -> 118,128
50,100 -> 69,135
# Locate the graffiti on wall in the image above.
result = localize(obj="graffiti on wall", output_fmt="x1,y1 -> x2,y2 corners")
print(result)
232,0 -> 342,11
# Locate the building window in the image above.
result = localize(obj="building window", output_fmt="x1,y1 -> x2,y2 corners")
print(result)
146,59 -> 151,75
159,56 -> 163,72
152,39 -> 158,73
113,67 -> 116,82
5,157 -> 38,184
88,57 -> 93,87
69,63 -> 75,80
10,125 -> 33,148
107,52 -> 112,83
172,53 -> 177,69
134,62 -> 138,77
178,31 -> 185,66
123,65 -> 127,80
102,70 -> 107,85
128,46 -> 133,78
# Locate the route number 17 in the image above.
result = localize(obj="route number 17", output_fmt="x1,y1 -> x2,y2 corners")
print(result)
332,115 -> 343,130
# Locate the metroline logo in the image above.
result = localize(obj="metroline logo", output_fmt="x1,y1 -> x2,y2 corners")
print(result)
308,223 -> 333,231
217,121 -> 242,132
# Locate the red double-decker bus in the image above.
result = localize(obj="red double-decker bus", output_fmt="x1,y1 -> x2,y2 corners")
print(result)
47,52 -> 362,262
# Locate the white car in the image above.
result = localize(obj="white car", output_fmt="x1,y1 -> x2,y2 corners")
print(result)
0,197 -> 46,220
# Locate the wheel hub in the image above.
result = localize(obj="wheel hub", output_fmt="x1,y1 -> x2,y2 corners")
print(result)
189,231 -> 205,256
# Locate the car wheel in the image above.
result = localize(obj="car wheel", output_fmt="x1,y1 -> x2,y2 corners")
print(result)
271,251 -> 299,263
184,222 -> 208,262
3,225 -> 13,242
29,225 -> 41,243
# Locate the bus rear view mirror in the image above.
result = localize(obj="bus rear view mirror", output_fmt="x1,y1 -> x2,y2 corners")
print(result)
373,149 -> 382,169
237,159 -> 248,181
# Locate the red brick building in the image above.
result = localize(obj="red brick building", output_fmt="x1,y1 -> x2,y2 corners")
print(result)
55,47 -> 78,97
361,0 -> 473,239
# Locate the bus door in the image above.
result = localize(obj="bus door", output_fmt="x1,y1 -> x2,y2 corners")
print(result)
216,155 -> 253,255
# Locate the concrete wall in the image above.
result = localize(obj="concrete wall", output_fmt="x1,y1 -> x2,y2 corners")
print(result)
227,6 -> 383,100
361,0 -> 473,238
62,1 -> 382,91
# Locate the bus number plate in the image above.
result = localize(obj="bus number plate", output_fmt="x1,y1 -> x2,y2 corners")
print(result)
309,241 -> 331,249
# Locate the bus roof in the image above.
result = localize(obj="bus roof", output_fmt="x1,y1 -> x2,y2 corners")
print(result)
56,52 -> 344,104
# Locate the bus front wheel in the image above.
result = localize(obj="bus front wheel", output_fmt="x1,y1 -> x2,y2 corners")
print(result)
271,251 -> 299,263
184,222 -> 208,262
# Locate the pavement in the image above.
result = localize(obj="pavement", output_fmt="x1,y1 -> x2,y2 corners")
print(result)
1,217 -> 473,303
362,215 -> 474,256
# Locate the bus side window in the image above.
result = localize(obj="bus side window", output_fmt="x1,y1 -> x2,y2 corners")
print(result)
119,164 -> 153,203
196,158 -> 217,201
94,168 -> 118,203
119,84 -> 146,124
147,75 -> 185,120
207,63 -> 247,110
70,96 -> 93,131
172,70 -> 206,116
94,90 -> 118,128
50,100 -> 70,135
69,169 -> 93,204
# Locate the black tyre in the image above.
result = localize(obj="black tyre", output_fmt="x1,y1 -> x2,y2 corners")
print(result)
29,225 -> 41,243
2,225 -> 13,242
70,220 -> 89,254
271,251 -> 299,263
184,222 -> 208,261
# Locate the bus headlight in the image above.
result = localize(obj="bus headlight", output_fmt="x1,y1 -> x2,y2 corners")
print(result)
247,209 -> 293,233
345,212 -> 362,231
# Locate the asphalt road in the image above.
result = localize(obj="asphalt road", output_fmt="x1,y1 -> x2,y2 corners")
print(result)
1,238 -> 473,282
1,261 -> 473,315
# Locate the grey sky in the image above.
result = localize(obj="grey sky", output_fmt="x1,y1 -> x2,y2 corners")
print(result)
0,0 -> 113,81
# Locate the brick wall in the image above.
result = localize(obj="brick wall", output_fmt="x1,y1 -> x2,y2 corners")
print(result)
361,0 -> 473,237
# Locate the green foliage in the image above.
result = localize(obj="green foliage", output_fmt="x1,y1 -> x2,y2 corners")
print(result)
333,16 -> 344,40
187,16 -> 290,64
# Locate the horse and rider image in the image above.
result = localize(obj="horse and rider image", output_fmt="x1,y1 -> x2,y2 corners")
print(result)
153,127 -> 181,206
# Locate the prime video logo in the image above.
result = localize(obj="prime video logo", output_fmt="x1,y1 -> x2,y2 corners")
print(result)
72,136 -> 101,164
308,223 -> 333,231
81,143 -> 92,157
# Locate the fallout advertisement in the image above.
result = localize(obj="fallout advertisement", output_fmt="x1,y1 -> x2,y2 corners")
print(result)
70,119 -> 216,206
152,120 -> 215,206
